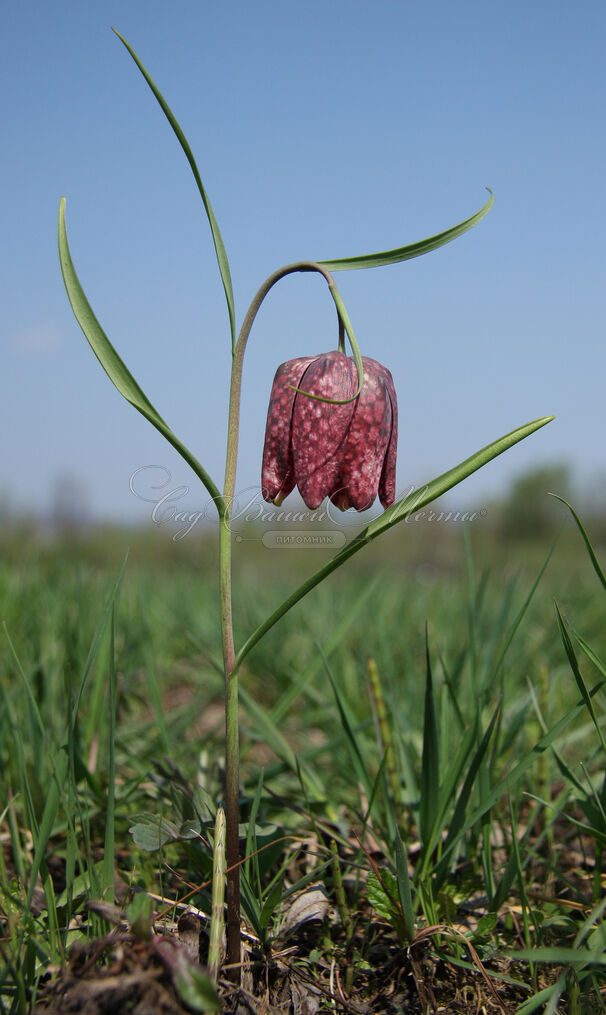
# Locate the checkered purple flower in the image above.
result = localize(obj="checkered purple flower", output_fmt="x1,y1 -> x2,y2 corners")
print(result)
262,350 -> 397,511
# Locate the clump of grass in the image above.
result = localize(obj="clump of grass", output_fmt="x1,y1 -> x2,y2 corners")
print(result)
1,516 -> 605,1011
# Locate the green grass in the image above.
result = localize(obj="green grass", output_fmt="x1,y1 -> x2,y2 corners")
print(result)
1,515 -> 606,1012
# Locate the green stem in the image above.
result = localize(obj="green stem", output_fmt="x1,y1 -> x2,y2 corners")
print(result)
220,259 -> 340,979
220,509 -> 240,980
209,806 -> 226,981
337,309 -> 346,353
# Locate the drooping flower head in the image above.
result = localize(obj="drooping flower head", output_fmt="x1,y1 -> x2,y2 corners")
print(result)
262,351 -> 397,511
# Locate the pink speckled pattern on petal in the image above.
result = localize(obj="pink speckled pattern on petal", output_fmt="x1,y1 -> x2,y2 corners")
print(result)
262,356 -> 314,502
292,352 -> 357,510
367,358 -> 398,507
329,359 -> 392,511
261,348 -> 398,512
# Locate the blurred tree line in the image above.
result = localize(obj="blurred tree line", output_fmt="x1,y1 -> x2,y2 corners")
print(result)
495,463 -> 606,542
2,462 -> 606,548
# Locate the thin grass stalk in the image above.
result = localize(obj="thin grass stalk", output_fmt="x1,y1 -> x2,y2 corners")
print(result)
7,789 -> 25,884
329,839 -> 352,944
537,661 -> 555,857
366,656 -> 401,809
507,795 -> 535,982
102,608 -> 117,903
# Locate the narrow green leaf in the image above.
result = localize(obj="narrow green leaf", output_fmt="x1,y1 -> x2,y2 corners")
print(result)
526,678 -> 586,795
23,751 -> 62,913
550,494 -> 606,592
437,681 -> 605,871
70,553 -> 128,728
101,607 -> 117,902
239,687 -> 297,771
235,415 -> 554,668
515,982 -> 565,1015
491,799 -> 543,912
506,795 -> 535,939
270,576 -> 380,721
26,559 -> 127,912
58,199 -> 224,509
574,630 -> 606,683
2,624 -> 45,739
239,869 -> 263,940
525,793 -> 606,844
258,879 -> 284,932
363,749 -> 394,842
487,532 -> 559,684
574,896 -> 606,947
422,718 -> 477,867
318,190 -> 493,271
112,28 -> 236,353
245,772 -> 264,893
420,630 -> 440,848
239,690 -> 327,801
555,602 -> 606,754
394,829 -> 415,943
433,703 -> 500,889
507,947 -> 606,967
323,656 -> 372,799
58,199 -> 165,425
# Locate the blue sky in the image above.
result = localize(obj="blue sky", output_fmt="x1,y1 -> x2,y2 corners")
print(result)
3,0 -> 605,526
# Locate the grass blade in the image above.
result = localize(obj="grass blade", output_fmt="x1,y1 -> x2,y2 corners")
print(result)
112,29 -> 236,353
2,624 -> 45,739
239,688 -> 297,772
323,655 -> 372,800
420,630 -> 440,848
318,190 -> 493,270
433,703 -> 500,889
101,606 -> 117,902
554,602 -> 606,754
437,681 -> 605,872
487,532 -> 559,685
574,631 -> 606,682
245,772 -> 264,893
394,828 -> 415,942
366,655 -> 401,808
25,559 -> 127,911
507,947 -> 606,966
550,494 -> 606,592
421,719 -> 477,871
270,576 -> 380,722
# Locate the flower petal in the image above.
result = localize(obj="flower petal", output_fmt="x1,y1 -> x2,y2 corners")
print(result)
329,358 -> 392,511
368,359 -> 398,508
262,356 -> 314,503
292,351 -> 357,510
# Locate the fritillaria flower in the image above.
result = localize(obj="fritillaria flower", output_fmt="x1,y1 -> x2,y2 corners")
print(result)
262,350 -> 397,511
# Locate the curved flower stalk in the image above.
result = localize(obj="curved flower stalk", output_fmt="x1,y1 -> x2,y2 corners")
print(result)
59,30 -> 553,985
